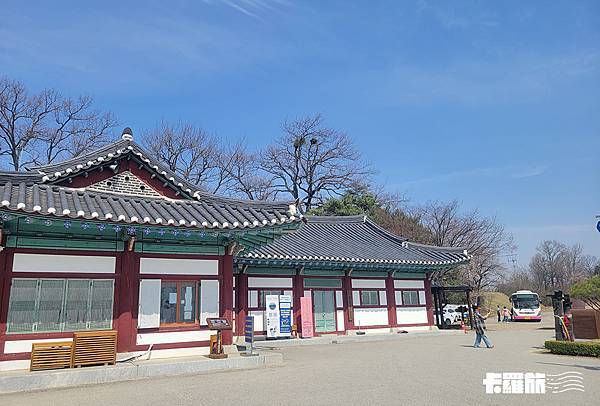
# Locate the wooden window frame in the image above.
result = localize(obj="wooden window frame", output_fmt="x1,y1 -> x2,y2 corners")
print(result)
396,289 -> 424,307
248,289 -> 284,311
6,277 -> 115,334
353,288 -> 385,308
159,280 -> 199,327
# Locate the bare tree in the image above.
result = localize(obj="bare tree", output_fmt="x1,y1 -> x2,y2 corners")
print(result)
39,95 -> 117,164
563,244 -> 598,282
496,266 -> 535,297
419,200 -> 514,292
223,141 -> 277,200
0,77 -> 58,169
261,114 -> 371,211
143,121 -> 246,195
528,241 -> 598,294
143,121 -> 217,188
0,77 -> 117,170
529,240 -> 568,293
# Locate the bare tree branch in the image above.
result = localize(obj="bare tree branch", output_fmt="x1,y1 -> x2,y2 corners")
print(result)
261,113 -> 372,211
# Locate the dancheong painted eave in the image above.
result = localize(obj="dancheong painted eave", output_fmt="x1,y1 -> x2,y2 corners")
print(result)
238,215 -> 472,267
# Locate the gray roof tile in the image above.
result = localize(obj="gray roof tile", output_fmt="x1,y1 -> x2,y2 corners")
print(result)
240,215 -> 471,267
0,182 -> 299,230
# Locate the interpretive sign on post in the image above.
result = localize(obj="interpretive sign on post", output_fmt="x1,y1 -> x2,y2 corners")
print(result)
278,294 -> 293,338
300,296 -> 314,338
265,295 -> 280,338
243,315 -> 258,356
206,317 -> 232,359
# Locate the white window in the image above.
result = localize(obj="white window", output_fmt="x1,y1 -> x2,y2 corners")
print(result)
402,291 -> 420,305
360,291 -> 380,306
7,278 -> 114,334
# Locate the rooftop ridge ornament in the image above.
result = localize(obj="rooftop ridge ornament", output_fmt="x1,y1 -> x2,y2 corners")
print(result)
121,127 -> 134,141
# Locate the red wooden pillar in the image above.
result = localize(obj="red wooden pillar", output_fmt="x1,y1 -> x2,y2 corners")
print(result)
116,250 -> 140,352
235,272 -> 248,337
293,270 -> 303,335
424,274 -> 434,326
119,250 -> 140,353
343,271 -> 355,331
221,254 -> 234,345
386,273 -> 397,327
0,249 -> 10,355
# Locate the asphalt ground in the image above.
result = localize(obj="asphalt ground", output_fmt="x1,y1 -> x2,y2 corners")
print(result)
4,312 -> 599,406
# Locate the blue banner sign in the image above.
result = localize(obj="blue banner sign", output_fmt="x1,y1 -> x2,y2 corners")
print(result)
245,316 -> 254,344
279,295 -> 292,336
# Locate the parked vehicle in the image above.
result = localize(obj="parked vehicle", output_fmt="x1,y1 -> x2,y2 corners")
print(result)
435,305 -> 469,325
510,290 -> 542,322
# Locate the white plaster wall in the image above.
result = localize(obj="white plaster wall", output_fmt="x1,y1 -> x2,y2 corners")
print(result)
0,360 -> 30,372
335,290 -> 343,308
144,346 -> 209,359
140,258 -> 218,275
336,310 -> 345,331
136,330 -> 214,345
394,280 -> 424,289
247,277 -> 293,288
351,279 -> 386,289
354,308 -> 389,327
12,254 -> 115,274
249,310 -> 266,332
396,307 -> 429,325
4,338 -> 74,354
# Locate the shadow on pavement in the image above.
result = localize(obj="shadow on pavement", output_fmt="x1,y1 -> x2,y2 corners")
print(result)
536,361 -> 600,371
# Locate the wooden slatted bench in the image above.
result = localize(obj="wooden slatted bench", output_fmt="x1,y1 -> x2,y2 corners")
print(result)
72,330 -> 118,368
30,341 -> 74,372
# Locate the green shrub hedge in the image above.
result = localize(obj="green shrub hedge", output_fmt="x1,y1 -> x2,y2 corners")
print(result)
544,340 -> 600,357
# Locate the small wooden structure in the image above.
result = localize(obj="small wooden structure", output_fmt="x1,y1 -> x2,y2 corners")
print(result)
431,284 -> 473,329
572,309 -> 600,339
30,342 -> 74,372
206,318 -> 232,359
72,330 -> 118,367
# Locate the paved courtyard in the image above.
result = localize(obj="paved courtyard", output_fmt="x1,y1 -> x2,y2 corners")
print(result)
4,313 -> 600,406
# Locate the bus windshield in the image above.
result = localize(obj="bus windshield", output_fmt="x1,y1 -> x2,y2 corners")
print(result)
512,295 -> 539,309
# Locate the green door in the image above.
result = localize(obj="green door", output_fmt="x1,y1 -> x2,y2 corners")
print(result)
313,291 -> 336,333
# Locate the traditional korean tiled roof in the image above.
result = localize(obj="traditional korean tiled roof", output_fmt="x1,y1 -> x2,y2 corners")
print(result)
0,130 -> 301,230
240,215 -> 471,267
0,182 -> 299,229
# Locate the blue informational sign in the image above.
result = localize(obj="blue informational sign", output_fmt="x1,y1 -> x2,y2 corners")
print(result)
244,316 -> 254,344
279,295 -> 292,336
596,220 -> 600,233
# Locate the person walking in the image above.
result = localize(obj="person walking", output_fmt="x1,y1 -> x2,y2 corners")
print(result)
496,305 -> 501,322
502,306 -> 510,323
473,305 -> 493,348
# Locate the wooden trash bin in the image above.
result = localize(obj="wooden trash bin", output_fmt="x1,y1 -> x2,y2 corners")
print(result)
30,341 -> 73,372
72,330 -> 118,368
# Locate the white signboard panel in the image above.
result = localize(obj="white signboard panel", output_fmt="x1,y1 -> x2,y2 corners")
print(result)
138,279 -> 161,328
13,254 -> 115,274
140,258 -> 218,275
265,295 -> 280,338
200,280 -> 220,325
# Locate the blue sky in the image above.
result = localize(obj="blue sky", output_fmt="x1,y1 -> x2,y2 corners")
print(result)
1,0 -> 599,266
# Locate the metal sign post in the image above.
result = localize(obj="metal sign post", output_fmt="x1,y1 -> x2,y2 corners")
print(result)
242,316 -> 258,356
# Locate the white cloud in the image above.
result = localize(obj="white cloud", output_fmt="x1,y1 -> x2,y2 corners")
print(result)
399,164 -> 547,186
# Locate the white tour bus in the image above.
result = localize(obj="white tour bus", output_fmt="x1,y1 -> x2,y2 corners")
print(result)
510,290 -> 542,321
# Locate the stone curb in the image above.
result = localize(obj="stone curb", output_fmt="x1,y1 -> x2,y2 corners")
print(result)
251,329 -> 465,349
0,352 -> 282,394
